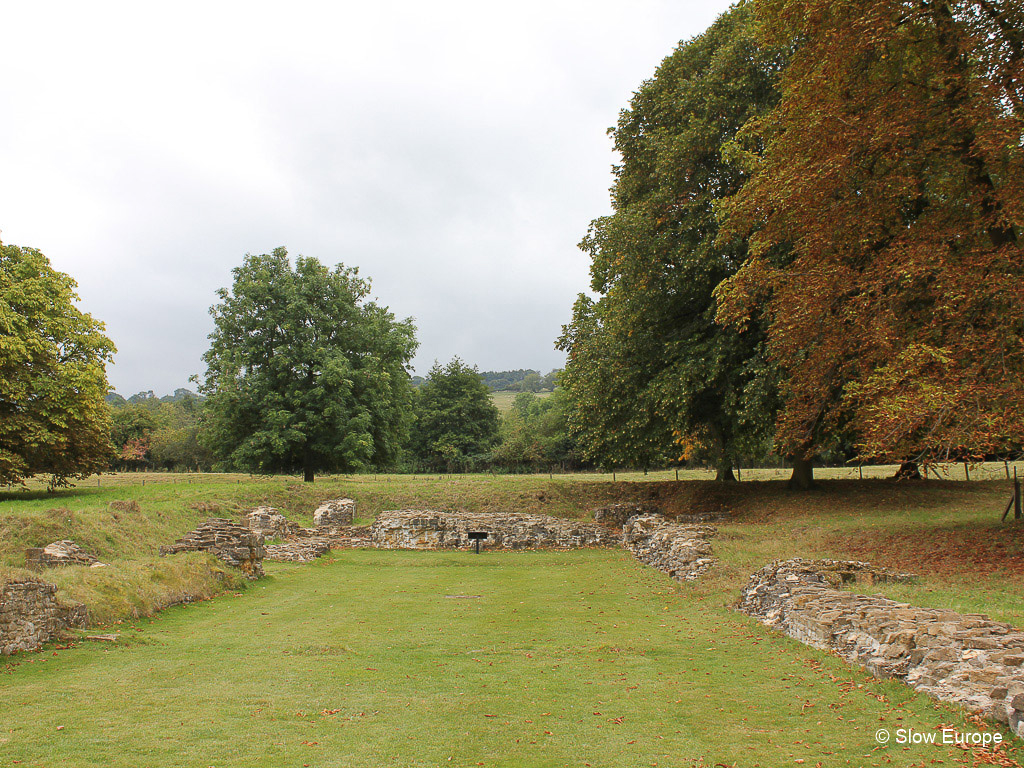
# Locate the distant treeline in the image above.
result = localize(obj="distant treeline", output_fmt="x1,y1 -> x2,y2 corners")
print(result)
106,365 -> 578,475
106,389 -> 212,472
479,369 -> 559,392
410,369 -> 559,392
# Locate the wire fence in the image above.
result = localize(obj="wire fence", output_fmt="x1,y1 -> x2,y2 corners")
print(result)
5,460 -> 1024,495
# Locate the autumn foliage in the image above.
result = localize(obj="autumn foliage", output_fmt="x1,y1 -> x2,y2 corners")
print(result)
715,0 -> 1024,464
562,0 -> 1024,478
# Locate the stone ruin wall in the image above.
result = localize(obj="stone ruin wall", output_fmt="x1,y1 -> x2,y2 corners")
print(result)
264,538 -> 332,562
370,511 -> 620,550
0,576 -> 87,655
246,507 -> 301,540
160,518 -> 265,579
313,499 -> 355,532
623,514 -> 717,582
739,558 -> 1024,737
245,501 -> 363,562
592,503 -> 652,530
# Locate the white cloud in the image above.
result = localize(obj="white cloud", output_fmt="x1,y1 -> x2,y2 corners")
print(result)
1,0 -> 733,394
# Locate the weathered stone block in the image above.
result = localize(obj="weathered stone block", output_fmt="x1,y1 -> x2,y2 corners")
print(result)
314,499 -> 355,531
246,507 -> 300,539
25,540 -> 99,570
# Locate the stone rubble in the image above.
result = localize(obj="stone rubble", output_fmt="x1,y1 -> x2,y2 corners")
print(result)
0,576 -> 87,655
623,514 -> 717,581
25,540 -> 101,569
370,510 -> 620,550
246,506 -> 301,539
592,503 -> 651,529
160,518 -> 265,579
313,498 -> 356,532
738,558 -> 1024,737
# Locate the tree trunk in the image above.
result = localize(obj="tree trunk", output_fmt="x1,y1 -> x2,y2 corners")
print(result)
893,461 -> 922,480
303,445 -> 314,483
787,457 -> 814,490
709,421 -> 736,482
715,463 -> 737,482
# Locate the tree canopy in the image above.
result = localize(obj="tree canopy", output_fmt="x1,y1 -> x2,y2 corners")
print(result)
492,389 -> 578,472
410,358 -> 501,472
557,2 -> 785,478
107,389 -> 212,471
716,0 -> 1024,466
198,248 -> 417,481
0,242 -> 115,488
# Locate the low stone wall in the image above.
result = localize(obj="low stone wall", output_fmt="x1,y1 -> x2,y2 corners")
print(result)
370,511 -> 619,550
328,525 -> 373,549
623,515 -> 716,581
246,507 -> 301,539
1,576 -> 87,655
739,558 -> 1024,736
314,498 -> 355,532
25,540 -> 100,569
265,538 -> 331,562
160,518 -> 265,579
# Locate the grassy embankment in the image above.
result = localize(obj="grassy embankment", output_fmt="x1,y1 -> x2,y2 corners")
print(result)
2,464 -> 1024,624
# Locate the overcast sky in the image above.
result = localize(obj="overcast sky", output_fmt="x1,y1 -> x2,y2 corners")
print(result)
2,0 -> 734,396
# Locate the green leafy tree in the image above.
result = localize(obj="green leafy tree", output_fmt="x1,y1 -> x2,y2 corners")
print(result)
149,393 -> 213,471
410,358 -> 501,472
493,389 -> 578,472
198,248 -> 417,481
0,242 -> 115,488
557,3 -> 784,479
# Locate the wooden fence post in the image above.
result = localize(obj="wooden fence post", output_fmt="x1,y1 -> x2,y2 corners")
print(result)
1016,468 -> 1021,520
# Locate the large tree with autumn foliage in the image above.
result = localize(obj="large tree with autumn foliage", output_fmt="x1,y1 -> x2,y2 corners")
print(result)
557,3 -> 785,478
716,0 -> 1024,482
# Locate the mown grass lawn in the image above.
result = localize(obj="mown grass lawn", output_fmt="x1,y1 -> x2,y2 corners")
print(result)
2,548 -> 1014,768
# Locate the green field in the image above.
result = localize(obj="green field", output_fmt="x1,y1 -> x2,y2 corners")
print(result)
490,389 -> 553,413
3,470 -> 1024,765
1,548 -> 1010,767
